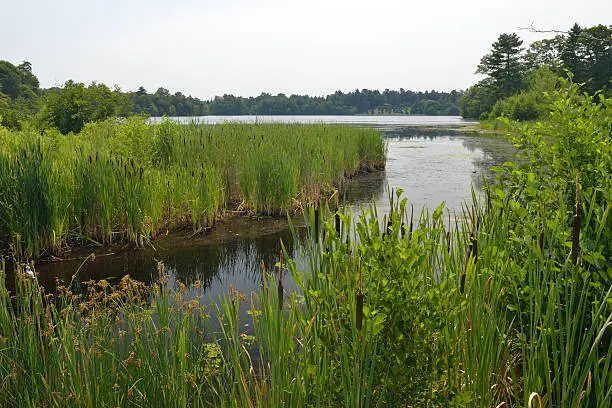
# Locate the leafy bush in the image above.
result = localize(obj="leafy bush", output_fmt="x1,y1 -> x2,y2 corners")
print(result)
38,81 -> 132,134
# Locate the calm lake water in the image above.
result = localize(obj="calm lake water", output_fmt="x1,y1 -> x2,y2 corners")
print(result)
22,117 -> 514,324
149,115 -> 476,126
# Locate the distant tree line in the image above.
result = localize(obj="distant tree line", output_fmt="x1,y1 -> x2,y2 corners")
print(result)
129,87 -> 462,117
1,60 -> 463,134
203,89 -> 462,116
461,23 -> 612,120
129,86 -> 210,117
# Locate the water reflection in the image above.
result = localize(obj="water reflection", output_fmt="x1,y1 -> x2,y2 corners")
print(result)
29,218 -> 309,294
159,225 -> 308,294
342,126 -> 516,219
379,125 -> 470,139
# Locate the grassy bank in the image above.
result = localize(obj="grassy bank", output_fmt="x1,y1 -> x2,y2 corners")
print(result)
0,120 -> 385,257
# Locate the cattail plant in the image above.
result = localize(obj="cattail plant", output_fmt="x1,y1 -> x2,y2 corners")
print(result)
260,259 -> 267,290
314,202 -> 320,239
571,170 -> 581,264
386,191 -> 394,237
356,259 -> 364,331
460,227 -> 478,294
409,204 -> 414,238
470,232 -> 478,262
278,250 -> 284,311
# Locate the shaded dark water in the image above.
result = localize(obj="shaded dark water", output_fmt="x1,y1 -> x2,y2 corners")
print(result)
28,218 -> 307,295
7,122 -> 515,325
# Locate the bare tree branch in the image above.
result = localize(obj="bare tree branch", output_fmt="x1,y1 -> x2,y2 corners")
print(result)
518,22 -> 569,36
519,22 -> 611,43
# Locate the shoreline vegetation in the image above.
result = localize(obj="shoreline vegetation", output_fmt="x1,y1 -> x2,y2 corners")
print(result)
0,120 -> 385,258
459,23 -> 611,121
0,81 -> 610,406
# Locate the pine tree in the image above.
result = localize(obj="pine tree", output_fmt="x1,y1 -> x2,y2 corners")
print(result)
477,33 -> 524,97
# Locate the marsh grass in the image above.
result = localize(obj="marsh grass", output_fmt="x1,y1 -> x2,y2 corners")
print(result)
0,119 -> 385,257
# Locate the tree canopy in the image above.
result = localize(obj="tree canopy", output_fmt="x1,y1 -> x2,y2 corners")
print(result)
0,60 -> 42,128
0,60 -> 39,100
476,33 -> 524,97
461,23 -> 612,119
559,24 -> 612,94
39,81 -> 132,134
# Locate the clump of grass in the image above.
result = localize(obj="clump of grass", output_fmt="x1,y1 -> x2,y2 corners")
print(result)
0,260 -> 221,407
0,120 -> 385,257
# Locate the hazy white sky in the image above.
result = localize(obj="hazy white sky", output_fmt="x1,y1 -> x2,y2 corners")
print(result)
1,0 -> 609,99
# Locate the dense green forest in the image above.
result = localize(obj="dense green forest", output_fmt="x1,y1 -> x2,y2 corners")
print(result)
204,89 -> 461,116
461,23 -> 612,119
0,61 -> 42,129
131,86 -> 462,117
1,61 -> 462,134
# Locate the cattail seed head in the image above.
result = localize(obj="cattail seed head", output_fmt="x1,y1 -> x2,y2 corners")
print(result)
335,208 -> 341,236
278,250 -> 284,310
571,170 -> 581,264
409,204 -> 414,237
356,260 -> 364,331
356,293 -> 364,331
